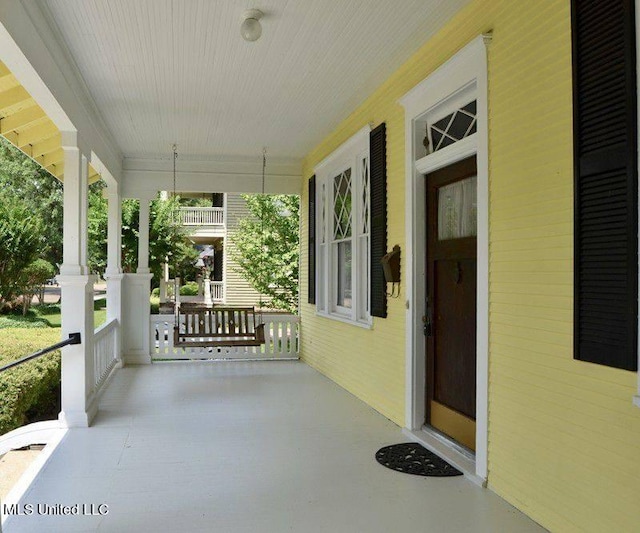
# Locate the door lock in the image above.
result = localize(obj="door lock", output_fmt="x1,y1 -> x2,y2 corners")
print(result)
422,314 -> 432,337
423,296 -> 433,337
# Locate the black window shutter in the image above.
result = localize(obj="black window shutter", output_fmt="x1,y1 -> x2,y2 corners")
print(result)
573,0 -> 638,370
370,123 -> 387,318
308,175 -> 316,304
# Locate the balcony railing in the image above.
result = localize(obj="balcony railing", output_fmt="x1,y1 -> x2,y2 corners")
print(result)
211,281 -> 224,302
179,207 -> 224,226
150,312 -> 299,360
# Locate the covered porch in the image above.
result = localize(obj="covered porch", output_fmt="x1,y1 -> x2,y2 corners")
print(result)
3,361 -> 542,533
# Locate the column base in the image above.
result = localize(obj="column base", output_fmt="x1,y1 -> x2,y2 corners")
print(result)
123,353 -> 152,365
56,274 -> 97,429
122,273 -> 153,365
58,403 -> 97,428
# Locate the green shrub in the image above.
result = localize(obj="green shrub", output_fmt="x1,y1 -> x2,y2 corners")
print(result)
35,304 -> 61,316
180,282 -> 199,296
150,283 -> 198,297
150,295 -> 160,315
0,328 -> 61,435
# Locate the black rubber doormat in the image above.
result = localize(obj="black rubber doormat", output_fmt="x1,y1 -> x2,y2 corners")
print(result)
375,443 -> 463,477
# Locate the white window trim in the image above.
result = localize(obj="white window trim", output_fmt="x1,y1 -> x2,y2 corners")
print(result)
315,125 -> 372,328
399,34 -> 490,482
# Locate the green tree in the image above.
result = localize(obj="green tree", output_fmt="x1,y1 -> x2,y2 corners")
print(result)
88,181 -> 108,275
0,192 -> 43,308
0,137 -> 63,268
18,259 -> 56,315
87,190 -> 197,284
119,195 -> 197,285
229,194 -> 299,313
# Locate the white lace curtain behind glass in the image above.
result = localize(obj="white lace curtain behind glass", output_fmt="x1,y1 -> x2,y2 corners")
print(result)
437,176 -> 477,240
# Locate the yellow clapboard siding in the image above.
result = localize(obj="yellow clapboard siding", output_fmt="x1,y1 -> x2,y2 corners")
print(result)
490,291 -> 572,311
490,372 -> 639,445
491,301 -> 572,321
491,222 -> 572,242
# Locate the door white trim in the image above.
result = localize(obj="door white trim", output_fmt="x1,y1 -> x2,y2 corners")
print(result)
399,34 -> 491,481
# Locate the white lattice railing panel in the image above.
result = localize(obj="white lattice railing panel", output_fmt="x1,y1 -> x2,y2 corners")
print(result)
150,313 -> 299,360
179,207 -> 224,226
93,319 -> 118,393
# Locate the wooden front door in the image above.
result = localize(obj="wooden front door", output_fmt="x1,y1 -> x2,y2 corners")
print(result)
425,156 -> 477,451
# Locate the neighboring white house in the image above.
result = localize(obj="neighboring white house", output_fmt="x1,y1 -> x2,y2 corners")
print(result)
177,192 -> 266,307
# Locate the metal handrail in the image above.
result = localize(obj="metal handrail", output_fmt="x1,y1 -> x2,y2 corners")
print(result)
0,332 -> 81,374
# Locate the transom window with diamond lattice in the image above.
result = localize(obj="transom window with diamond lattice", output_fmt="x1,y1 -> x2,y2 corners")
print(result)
429,100 -> 477,152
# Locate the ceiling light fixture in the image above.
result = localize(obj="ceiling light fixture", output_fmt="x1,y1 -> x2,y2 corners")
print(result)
241,9 -> 263,42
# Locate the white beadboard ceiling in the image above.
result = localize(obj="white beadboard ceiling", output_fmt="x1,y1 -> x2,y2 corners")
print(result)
42,0 -> 470,161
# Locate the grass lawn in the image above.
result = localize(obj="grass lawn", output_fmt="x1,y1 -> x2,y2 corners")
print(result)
0,298 -> 107,330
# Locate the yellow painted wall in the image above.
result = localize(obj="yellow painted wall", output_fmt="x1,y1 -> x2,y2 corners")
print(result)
300,0 -> 640,531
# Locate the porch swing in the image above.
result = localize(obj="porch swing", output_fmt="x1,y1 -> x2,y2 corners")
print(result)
170,145 -> 266,349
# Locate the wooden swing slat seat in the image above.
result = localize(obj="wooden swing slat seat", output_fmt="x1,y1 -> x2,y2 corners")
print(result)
173,304 -> 265,348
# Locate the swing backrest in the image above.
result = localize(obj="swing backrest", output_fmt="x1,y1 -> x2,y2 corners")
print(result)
174,306 -> 265,347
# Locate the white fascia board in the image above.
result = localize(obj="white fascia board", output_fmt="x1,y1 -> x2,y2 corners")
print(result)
0,0 -> 123,182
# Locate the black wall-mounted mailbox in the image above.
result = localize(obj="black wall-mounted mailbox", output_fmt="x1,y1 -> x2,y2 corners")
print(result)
381,245 -> 401,283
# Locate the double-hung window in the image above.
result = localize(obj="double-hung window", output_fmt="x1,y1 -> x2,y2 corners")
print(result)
315,127 -> 371,326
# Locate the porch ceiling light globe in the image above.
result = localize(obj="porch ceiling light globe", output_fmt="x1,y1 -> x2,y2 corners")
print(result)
241,9 -> 263,42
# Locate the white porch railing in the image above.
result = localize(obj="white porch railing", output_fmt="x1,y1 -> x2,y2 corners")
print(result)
150,312 -> 299,360
179,207 -> 224,226
93,319 -> 118,393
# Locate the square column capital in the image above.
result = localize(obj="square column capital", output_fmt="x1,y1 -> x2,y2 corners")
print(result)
60,130 -> 90,158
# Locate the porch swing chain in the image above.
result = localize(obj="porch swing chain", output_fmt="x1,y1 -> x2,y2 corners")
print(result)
258,148 -> 267,324
172,144 -> 179,309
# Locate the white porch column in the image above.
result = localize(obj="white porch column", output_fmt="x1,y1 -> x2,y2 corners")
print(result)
122,194 -> 154,364
137,197 -> 151,274
203,277 -> 212,307
104,182 -> 124,366
196,275 -> 203,297
58,131 -> 97,428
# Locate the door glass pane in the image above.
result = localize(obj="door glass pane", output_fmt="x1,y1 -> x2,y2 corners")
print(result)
336,241 -> 352,308
438,176 -> 477,240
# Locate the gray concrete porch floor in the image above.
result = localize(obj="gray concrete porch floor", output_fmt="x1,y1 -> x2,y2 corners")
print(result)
4,361 -> 544,532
